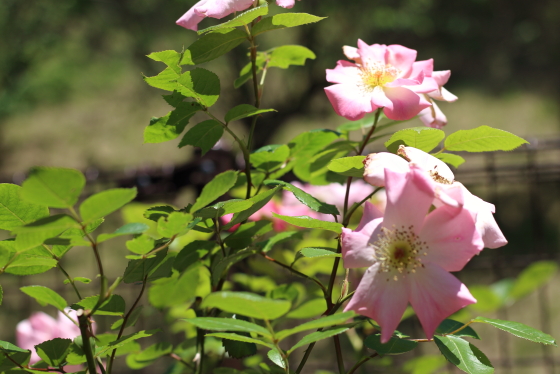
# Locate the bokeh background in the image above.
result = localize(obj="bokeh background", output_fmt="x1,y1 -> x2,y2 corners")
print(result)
1,0 -> 560,373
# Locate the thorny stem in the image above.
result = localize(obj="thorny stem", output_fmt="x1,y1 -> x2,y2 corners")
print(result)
260,252 -> 328,297
106,276 -> 148,374
78,312 -> 98,374
169,353 -> 195,369
298,109 -> 384,373
346,352 -> 379,374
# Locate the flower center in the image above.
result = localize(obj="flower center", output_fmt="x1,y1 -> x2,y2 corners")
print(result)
360,62 -> 400,91
371,225 -> 428,281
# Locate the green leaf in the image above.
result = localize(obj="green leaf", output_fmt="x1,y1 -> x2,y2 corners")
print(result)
71,294 -> 126,316
64,277 -> 91,285
255,231 -> 301,253
468,285 -> 503,313
178,120 -> 224,155
434,335 -> 494,374
289,129 -> 340,161
201,291 -> 291,320
444,126 -> 528,152
143,206 -> 176,222
144,102 -> 202,143
286,298 -> 326,319
35,338 -> 72,367
95,330 -> 159,357
251,145 -> 290,171
223,186 -> 281,229
509,261 -> 558,300
252,13 -> 327,36
123,250 -> 169,283
20,286 -> 67,311
225,104 -> 276,123
185,317 -> 271,337
184,28 -> 247,65
147,50 -> 182,74
267,348 -> 285,369
473,317 -> 556,346
143,67 -> 180,91
79,188 -> 137,223
173,240 -> 214,272
148,266 -> 199,308
211,248 -> 258,286
288,327 -> 349,353
267,45 -> 316,69
191,170 -> 238,212
157,212 -> 193,237
384,127 -> 445,153
0,340 -> 31,371
271,214 -> 342,233
124,235 -> 154,255
1,242 -> 57,275
125,342 -> 172,369
263,180 -> 339,215
205,333 -> 274,349
293,142 -> 349,185
436,319 -> 480,339
198,4 -> 269,34
364,334 -> 418,355
234,54 -> 266,89
224,221 -> 272,250
162,90 -> 187,107
21,167 -> 85,209
0,184 -> 49,231
97,223 -> 149,243
276,312 -> 355,340
435,153 -> 465,168
176,68 -> 221,107
336,116 -> 377,133
298,247 -> 340,258
327,156 -> 366,177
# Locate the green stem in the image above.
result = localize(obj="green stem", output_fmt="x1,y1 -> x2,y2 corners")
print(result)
346,353 -> 379,374
106,276 -> 148,374
78,312 -> 97,374
334,335 -> 345,374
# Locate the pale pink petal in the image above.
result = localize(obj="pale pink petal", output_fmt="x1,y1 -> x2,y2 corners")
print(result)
399,146 -> 455,184
407,76 -> 439,94
176,6 -> 207,31
344,263 -> 409,343
357,41 -> 386,64
356,201 -> 384,232
420,206 -> 483,272
382,87 -> 431,120
434,87 -> 458,102
418,101 -> 448,129
326,60 -> 360,84
476,208 -> 508,249
276,0 -> 296,8
325,84 -> 373,121
408,59 -> 434,81
382,166 -> 435,231
432,70 -> 451,86
384,77 -> 422,88
363,152 -> 410,187
197,0 -> 255,18
408,263 -> 476,339
386,45 -> 417,75
343,46 -> 360,61
370,86 -> 393,109
341,227 -> 377,268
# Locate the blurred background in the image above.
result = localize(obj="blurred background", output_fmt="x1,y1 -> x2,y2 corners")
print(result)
1,0 -> 560,373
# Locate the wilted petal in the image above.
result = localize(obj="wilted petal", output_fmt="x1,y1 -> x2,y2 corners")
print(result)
382,166 -> 435,231
420,206 -> 483,272
363,152 -> 409,187
408,263 -> 476,339
344,263 -> 409,343
382,87 -> 431,120
399,146 -> 455,184
418,101 -> 448,129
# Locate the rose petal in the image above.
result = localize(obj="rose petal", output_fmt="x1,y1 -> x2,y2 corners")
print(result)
418,101 -> 448,129
325,84 -> 373,121
382,87 -> 431,120
363,152 -> 410,187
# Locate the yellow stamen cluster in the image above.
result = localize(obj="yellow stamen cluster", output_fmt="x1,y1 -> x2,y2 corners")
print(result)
371,225 -> 428,281
359,62 -> 400,91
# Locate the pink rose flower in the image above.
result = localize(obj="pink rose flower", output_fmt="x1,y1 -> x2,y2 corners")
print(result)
16,309 -> 82,367
342,166 -> 482,342
177,0 -> 300,31
363,145 -> 507,249
417,70 -> 458,128
325,41 -> 439,121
